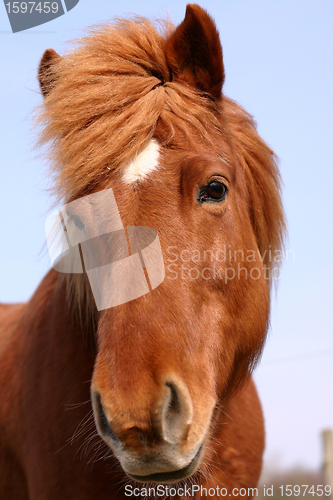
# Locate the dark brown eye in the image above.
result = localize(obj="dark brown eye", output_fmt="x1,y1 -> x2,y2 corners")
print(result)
198,180 -> 227,203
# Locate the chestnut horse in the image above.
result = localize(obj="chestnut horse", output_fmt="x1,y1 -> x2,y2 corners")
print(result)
0,5 -> 285,499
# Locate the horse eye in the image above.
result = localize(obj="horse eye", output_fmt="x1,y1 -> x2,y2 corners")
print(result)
71,215 -> 85,232
199,180 -> 227,203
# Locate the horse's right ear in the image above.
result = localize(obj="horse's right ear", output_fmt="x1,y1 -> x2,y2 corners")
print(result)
165,4 -> 224,99
38,48 -> 61,98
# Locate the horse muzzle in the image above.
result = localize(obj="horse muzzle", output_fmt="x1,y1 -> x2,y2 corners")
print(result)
91,379 -> 210,483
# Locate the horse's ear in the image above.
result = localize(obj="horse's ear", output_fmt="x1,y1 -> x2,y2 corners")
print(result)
165,4 -> 224,99
38,48 -> 61,98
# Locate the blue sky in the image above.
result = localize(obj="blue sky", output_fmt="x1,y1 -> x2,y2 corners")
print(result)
0,0 -> 332,473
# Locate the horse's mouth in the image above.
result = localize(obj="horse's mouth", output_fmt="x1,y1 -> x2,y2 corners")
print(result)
126,444 -> 203,484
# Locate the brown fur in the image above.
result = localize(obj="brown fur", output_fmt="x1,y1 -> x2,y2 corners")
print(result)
36,15 -> 224,202
1,5 -> 286,499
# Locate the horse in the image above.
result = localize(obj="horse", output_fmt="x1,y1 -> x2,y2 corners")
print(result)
0,4 -> 285,499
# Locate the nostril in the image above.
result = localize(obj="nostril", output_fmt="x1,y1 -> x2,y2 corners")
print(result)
165,382 -> 181,419
162,380 -> 193,444
92,391 -> 120,446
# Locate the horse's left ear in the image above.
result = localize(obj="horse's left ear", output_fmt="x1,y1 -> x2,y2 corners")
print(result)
38,48 -> 61,98
165,4 -> 224,99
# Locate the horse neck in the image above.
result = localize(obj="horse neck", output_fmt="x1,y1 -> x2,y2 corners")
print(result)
11,270 -> 97,427
22,269 -> 95,354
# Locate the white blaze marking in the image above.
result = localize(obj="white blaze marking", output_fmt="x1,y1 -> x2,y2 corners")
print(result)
122,139 -> 160,184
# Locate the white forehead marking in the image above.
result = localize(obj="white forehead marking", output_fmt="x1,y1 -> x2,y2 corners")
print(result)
122,139 -> 160,184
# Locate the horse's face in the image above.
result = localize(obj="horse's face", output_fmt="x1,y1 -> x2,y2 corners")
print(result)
90,138 -> 269,482
38,3 -> 282,485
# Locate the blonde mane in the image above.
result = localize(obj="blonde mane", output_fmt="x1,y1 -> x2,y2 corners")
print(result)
37,17 -> 224,202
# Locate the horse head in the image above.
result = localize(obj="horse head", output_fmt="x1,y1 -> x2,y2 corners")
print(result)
38,4 -> 285,484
